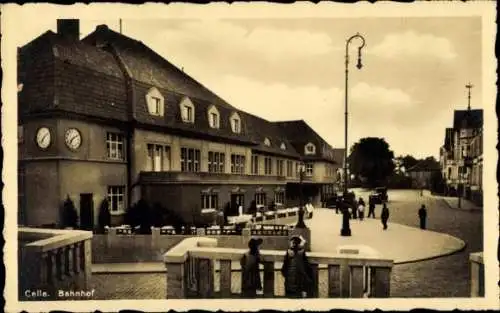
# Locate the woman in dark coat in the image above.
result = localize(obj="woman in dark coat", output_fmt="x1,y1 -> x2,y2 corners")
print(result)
281,235 -> 314,298
418,204 -> 427,230
240,238 -> 263,298
381,203 -> 390,230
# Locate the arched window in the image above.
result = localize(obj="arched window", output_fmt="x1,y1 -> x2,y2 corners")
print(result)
207,105 -> 220,129
230,112 -> 241,134
305,142 -> 316,155
179,97 -> 195,123
145,87 -> 164,117
264,137 -> 271,147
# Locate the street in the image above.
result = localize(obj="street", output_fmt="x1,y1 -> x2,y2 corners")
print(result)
91,189 -> 482,298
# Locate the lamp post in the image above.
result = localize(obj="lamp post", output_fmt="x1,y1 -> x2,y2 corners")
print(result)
344,33 -> 366,196
296,162 -> 307,228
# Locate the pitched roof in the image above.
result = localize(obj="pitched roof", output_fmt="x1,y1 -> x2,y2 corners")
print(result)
453,109 -> 483,129
444,128 -> 454,150
274,120 -> 338,163
407,159 -> 440,172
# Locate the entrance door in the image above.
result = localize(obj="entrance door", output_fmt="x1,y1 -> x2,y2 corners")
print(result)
230,194 -> 245,215
79,193 -> 94,231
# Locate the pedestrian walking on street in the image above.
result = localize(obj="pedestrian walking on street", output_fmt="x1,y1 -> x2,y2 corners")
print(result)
351,198 -> 358,219
358,197 -> 365,221
240,238 -> 263,298
281,235 -> 314,298
418,204 -> 427,230
381,203 -> 390,230
367,197 -> 376,218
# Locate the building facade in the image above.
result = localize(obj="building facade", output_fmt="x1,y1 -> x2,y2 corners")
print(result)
439,108 -> 483,205
18,20 -> 342,228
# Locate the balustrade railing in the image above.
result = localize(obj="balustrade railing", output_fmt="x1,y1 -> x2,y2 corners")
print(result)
19,227 -> 93,300
164,238 -> 393,299
469,252 -> 484,297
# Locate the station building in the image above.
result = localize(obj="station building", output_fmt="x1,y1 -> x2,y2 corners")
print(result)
18,19 -> 343,229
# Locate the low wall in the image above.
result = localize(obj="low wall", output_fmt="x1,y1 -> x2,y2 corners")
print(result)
92,227 -> 290,263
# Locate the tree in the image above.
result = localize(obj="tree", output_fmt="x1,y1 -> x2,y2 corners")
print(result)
62,195 -> 78,229
97,198 -> 111,233
401,155 -> 419,170
348,137 -> 395,188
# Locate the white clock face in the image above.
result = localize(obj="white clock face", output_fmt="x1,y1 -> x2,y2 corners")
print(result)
36,127 -> 51,149
65,128 -> 82,150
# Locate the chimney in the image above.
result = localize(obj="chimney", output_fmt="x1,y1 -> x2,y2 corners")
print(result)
57,19 -> 80,41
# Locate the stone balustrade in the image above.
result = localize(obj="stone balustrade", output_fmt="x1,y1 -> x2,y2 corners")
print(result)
164,237 -> 393,299
19,227 -> 93,300
251,207 -> 312,223
469,252 -> 484,297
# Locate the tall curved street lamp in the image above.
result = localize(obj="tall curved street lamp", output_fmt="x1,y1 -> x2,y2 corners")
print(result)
343,33 -> 366,196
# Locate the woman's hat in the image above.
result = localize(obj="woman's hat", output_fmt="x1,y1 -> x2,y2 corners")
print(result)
248,237 -> 263,248
289,235 -> 306,247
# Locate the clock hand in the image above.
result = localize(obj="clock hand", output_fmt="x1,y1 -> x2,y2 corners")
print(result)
41,133 -> 49,143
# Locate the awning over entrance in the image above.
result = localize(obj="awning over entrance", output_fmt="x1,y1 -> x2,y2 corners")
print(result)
201,187 -> 220,194
231,186 -> 246,194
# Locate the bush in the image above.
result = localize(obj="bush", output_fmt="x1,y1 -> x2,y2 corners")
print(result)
124,199 -> 152,234
386,174 -> 413,189
62,196 -> 78,229
97,198 -> 111,233
430,171 -> 446,195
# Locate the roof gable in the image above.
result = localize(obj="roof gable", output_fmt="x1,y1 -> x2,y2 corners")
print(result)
453,109 -> 483,129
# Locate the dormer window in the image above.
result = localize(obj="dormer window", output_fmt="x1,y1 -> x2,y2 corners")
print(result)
145,87 -> 164,117
230,112 -> 241,134
207,105 -> 220,129
180,97 -> 195,123
305,142 -> 316,155
264,138 -> 271,147
280,143 -> 286,150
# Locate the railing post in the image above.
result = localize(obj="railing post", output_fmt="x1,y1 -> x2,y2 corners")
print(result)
350,265 -> 364,298
340,262 -> 350,297
327,265 -> 341,297
263,261 -> 275,297
197,258 -> 214,298
370,267 -> 391,297
219,259 -> 232,297
470,252 -> 484,297
166,261 -> 187,299
309,263 -> 319,297
83,239 -> 92,289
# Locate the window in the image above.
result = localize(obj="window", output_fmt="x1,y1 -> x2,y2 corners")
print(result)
181,148 -> 201,172
145,87 -> 164,116
274,191 -> 285,205
106,132 -> 124,160
305,142 -> 316,155
180,97 -> 195,123
286,160 -> 293,177
231,154 -> 245,174
251,155 -> 259,175
255,192 -> 266,206
208,151 -> 225,173
146,144 -> 170,172
277,159 -> 284,176
305,162 -> 314,176
264,157 -> 273,175
108,186 -> 125,213
208,105 -> 220,129
201,193 -> 218,210
280,143 -> 286,150
230,112 -> 241,133
264,138 -> 271,147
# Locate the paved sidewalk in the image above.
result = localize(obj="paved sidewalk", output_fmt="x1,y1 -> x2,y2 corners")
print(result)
431,194 -> 482,212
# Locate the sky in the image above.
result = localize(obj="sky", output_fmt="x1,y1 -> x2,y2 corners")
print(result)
6,10 -> 484,160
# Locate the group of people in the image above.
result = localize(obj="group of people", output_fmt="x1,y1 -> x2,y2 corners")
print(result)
337,195 -> 428,231
240,235 -> 315,298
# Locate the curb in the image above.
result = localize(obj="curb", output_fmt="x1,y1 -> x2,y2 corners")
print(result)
435,197 -> 482,213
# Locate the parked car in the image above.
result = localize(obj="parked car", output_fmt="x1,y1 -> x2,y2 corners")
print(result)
370,186 -> 388,204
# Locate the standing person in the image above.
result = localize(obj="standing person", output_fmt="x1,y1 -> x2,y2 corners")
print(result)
367,197 -> 376,218
281,235 -> 314,298
358,197 -> 365,221
381,203 -> 390,230
240,238 -> 263,298
351,197 -> 358,219
418,204 -> 427,230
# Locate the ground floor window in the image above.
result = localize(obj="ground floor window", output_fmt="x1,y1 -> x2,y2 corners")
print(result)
201,193 -> 218,210
255,192 -> 266,206
108,186 -> 125,213
274,191 -> 285,205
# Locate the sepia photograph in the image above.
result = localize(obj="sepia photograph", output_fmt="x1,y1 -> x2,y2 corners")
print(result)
1,2 -> 498,312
